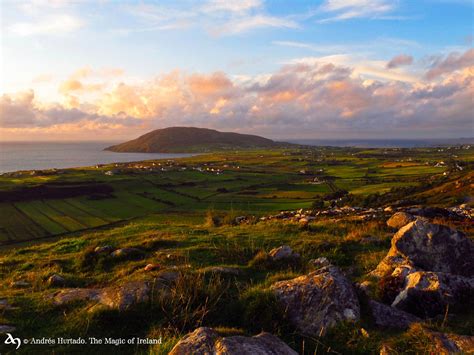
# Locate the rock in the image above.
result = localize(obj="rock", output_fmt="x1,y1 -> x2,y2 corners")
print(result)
299,218 -> 309,226
94,245 -> 114,254
392,271 -> 474,318
0,299 -> 16,311
355,280 -> 373,295
419,327 -> 474,354
144,263 -> 161,272
386,212 -> 415,229
374,220 -> 474,277
379,343 -> 394,355
234,216 -> 247,224
309,257 -> 331,268
270,263 -> 360,336
368,300 -> 420,329
407,207 -> 451,219
47,274 -> 66,287
169,327 -> 297,355
110,248 -> 144,259
10,281 -> 31,288
200,266 -> 241,276
156,270 -> 180,282
0,325 -> 16,333
98,281 -> 151,310
268,245 -> 300,261
52,280 -> 159,311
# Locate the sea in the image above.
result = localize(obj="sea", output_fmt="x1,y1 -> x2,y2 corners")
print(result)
0,139 -> 472,173
0,142 -> 196,174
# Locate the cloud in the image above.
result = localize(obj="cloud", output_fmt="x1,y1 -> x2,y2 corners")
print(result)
0,90 -> 141,129
201,0 -> 262,13
2,51 -> 472,138
386,54 -> 414,68
8,14 -> 83,36
319,0 -> 396,22
218,15 -> 298,35
120,0 -> 298,36
425,48 -> 474,80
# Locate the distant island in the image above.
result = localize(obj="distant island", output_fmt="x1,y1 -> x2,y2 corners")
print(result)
105,127 -> 281,153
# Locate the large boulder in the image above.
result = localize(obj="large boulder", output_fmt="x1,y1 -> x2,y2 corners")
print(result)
169,327 -> 297,355
374,220 -> 474,277
386,212 -> 415,229
392,271 -> 474,318
270,263 -> 360,336
418,327 -> 474,354
368,300 -> 420,329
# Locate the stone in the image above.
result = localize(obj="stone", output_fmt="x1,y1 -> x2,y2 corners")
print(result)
144,263 -> 161,272
47,274 -> 66,287
10,281 -> 31,288
384,206 -> 394,213
368,300 -> 420,329
268,245 -> 300,261
299,218 -> 309,226
392,271 -> 474,318
386,212 -> 415,229
199,266 -> 241,276
0,325 -> 16,333
309,257 -> 331,268
0,299 -> 16,311
110,248 -> 144,259
169,327 -> 297,355
270,263 -> 360,336
374,220 -> 474,277
419,327 -> 474,354
52,280 -> 162,311
94,245 -> 114,254
98,281 -> 151,311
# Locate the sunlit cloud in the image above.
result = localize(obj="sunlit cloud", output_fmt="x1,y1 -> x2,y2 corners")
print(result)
1,48 -> 472,139
386,54 -> 414,69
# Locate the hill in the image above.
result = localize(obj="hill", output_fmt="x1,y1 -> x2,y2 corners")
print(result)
105,127 -> 279,153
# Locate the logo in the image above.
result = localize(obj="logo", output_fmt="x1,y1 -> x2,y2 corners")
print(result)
4,333 -> 21,349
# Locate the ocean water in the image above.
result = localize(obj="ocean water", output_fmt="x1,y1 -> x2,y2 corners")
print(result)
0,142 -> 196,173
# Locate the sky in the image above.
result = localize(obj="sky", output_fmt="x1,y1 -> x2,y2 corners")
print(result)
0,0 -> 473,141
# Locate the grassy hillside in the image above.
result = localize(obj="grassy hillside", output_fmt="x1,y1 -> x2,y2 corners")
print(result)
105,127 -> 280,153
0,145 -> 472,354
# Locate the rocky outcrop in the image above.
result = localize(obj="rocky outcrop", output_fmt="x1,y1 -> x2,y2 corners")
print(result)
368,300 -> 420,329
169,327 -> 297,355
52,280 -> 162,311
392,271 -> 474,318
374,220 -> 474,277
372,219 -> 474,319
270,263 -> 360,336
386,212 -> 415,229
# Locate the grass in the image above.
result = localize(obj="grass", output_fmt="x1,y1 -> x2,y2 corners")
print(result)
0,145 -> 473,353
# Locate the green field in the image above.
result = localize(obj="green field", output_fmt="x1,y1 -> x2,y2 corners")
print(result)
0,145 -> 471,245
